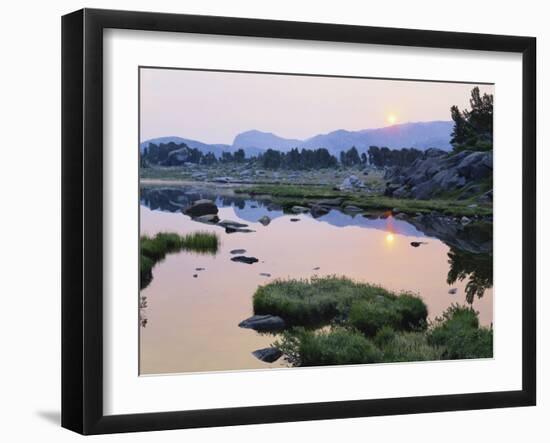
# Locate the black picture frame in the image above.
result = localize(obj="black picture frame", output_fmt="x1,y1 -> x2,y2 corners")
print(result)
62,8 -> 536,435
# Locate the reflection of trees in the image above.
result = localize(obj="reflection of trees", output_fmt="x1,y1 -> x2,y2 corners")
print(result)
447,247 -> 493,304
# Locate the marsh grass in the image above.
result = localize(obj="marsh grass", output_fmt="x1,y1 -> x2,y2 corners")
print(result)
253,276 -> 427,334
235,184 -> 492,217
277,327 -> 383,366
266,279 -> 492,366
253,276 -> 399,326
427,304 -> 493,359
140,231 -> 220,289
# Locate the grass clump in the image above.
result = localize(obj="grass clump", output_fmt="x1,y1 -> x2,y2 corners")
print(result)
427,304 -> 493,359
277,327 -> 382,367
140,231 -> 220,289
261,280 -> 492,367
253,276 -> 397,326
348,292 -> 427,336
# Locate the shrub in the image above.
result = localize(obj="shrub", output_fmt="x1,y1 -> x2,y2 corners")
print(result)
427,304 -> 492,359
277,327 -> 382,366
374,325 -> 396,348
396,293 -> 428,331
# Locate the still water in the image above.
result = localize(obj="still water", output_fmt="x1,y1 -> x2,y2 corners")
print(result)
139,186 -> 493,375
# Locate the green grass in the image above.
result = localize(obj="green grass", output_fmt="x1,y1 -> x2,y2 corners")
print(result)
276,327 -> 383,366
140,231 -> 220,289
348,292 -> 427,336
427,304 -> 493,359
234,183 -> 492,217
253,276 -> 399,327
262,279 -> 492,366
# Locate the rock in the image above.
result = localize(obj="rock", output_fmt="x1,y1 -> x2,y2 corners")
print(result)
259,273 -> 271,277
291,205 -> 309,214
193,214 -> 219,224
231,256 -> 259,264
394,213 -> 408,220
383,150 -> 492,200
478,189 -> 493,203
230,249 -> 246,255
193,274 -> 198,278
339,175 -> 365,191
218,219 -> 248,228
316,198 -> 344,206
184,199 -> 219,217
448,288 -> 458,295
410,241 -> 427,247
212,176 -> 233,183
310,205 -> 330,218
460,216 -> 471,225
257,215 -> 271,226
239,315 -> 286,331
225,227 -> 255,234
252,347 -> 283,363
313,266 -> 320,271
290,218 -> 300,222
195,267 -> 205,271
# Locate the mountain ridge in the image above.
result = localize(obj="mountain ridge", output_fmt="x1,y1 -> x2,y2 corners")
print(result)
141,120 -> 453,157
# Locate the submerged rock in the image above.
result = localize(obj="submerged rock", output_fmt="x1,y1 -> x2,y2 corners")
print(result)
230,249 -> 246,255
225,227 -> 256,234
252,347 -> 283,363
231,256 -> 259,264
239,315 -> 286,331
310,204 -> 330,218
259,273 -> 272,277
218,219 -> 248,228
410,241 -> 427,247
344,205 -> 362,213
448,288 -> 458,295
291,205 -> 309,214
184,199 -> 219,217
290,218 -> 300,222
258,215 -> 271,226
316,198 -> 344,207
193,214 -> 219,224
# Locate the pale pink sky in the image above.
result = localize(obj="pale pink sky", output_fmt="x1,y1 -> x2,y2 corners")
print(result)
140,68 -> 494,144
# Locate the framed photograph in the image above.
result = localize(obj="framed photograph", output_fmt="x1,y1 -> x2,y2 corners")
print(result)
62,8 -> 536,434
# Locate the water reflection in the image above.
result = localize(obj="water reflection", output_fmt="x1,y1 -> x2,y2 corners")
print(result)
447,247 -> 493,304
139,185 -> 493,373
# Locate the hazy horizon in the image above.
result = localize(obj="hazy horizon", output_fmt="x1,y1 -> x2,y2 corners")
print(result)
140,68 -> 494,145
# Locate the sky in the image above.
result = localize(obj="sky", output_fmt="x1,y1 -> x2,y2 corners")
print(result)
139,68 -> 494,145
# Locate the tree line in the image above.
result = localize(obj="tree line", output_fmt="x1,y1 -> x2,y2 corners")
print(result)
142,142 -> 427,170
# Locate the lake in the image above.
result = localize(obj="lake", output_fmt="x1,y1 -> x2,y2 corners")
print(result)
139,185 -> 493,375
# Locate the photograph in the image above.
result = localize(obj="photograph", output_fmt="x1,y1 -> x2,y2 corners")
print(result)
138,68 -> 494,375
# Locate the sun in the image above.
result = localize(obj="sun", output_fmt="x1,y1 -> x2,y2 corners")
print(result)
387,114 -> 397,125
385,233 -> 395,243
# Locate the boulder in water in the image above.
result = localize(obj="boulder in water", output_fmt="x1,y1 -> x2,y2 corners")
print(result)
239,315 -> 286,331
231,256 -> 259,264
252,347 -> 283,363
184,199 -> 218,217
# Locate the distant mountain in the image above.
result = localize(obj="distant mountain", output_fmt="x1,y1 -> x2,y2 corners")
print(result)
282,121 -> 453,154
139,136 -> 264,158
140,121 -> 454,158
232,130 -> 303,151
